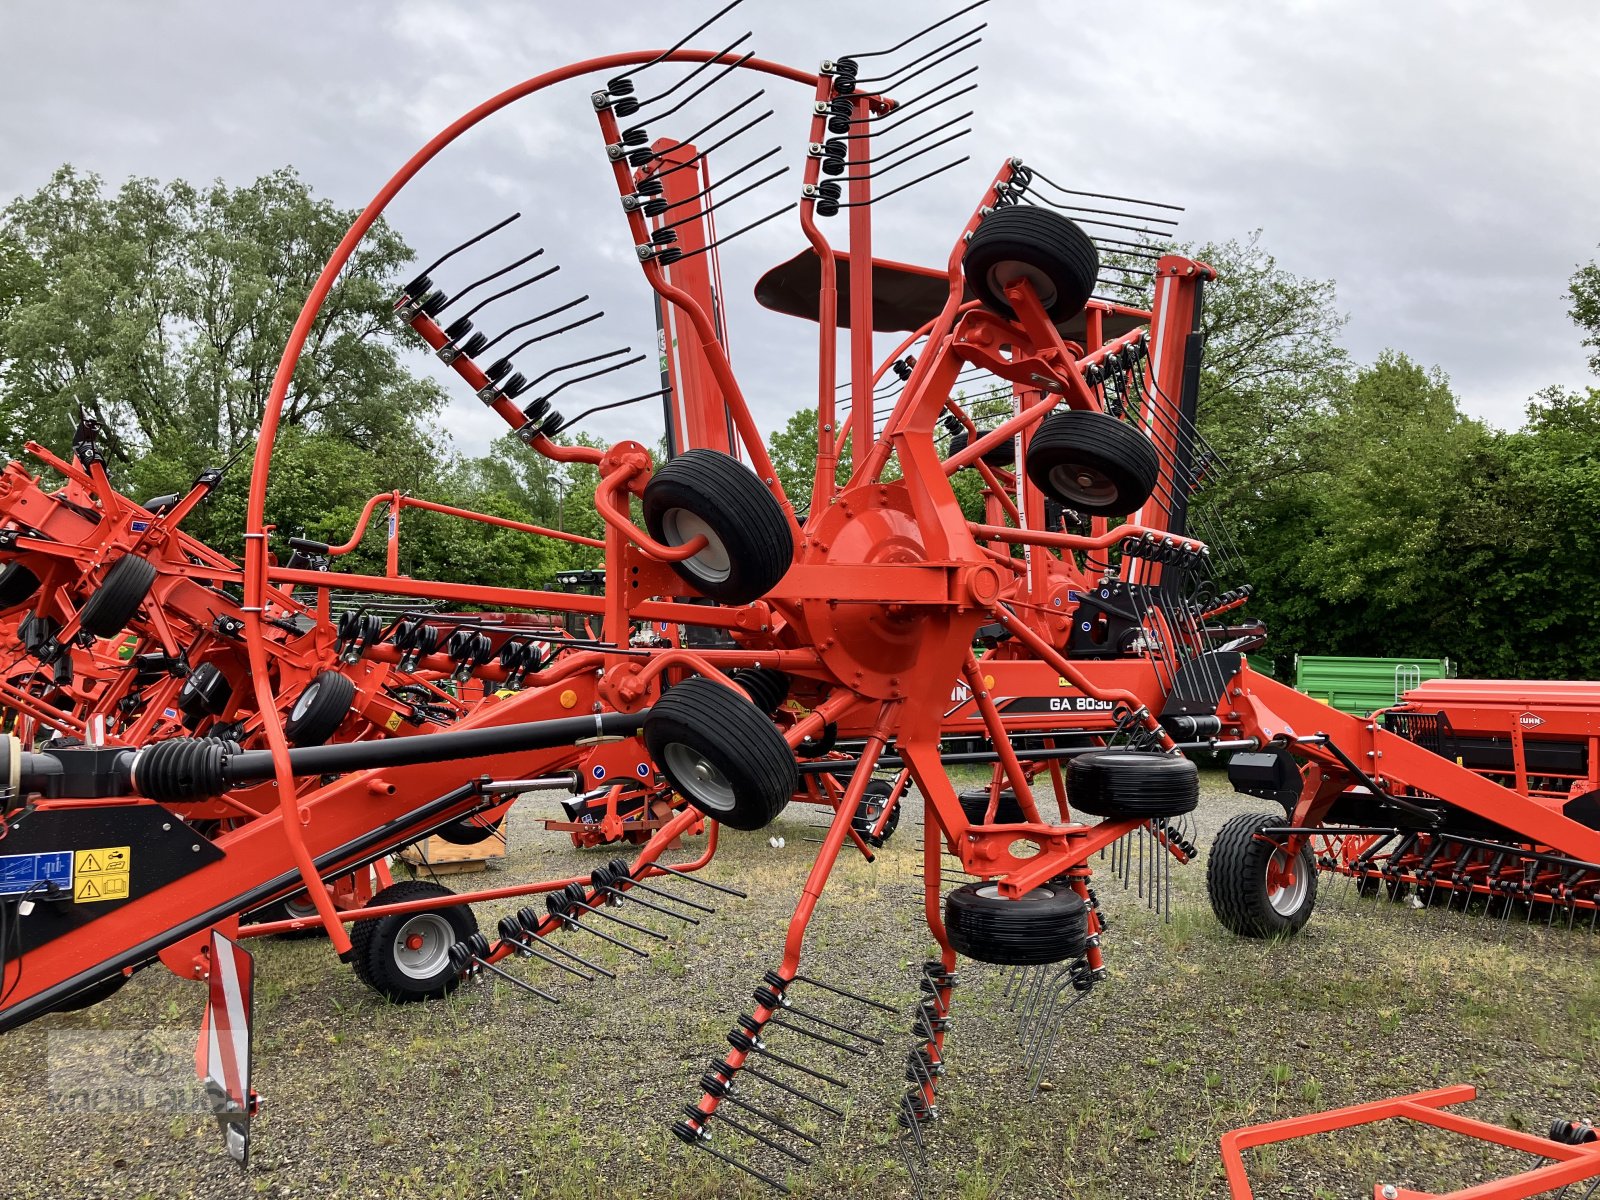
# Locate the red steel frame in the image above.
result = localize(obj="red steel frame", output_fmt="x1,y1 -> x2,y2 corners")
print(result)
0,38 -> 1594,1200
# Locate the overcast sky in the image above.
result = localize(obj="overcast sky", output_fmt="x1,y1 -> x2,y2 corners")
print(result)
3,0 -> 1597,460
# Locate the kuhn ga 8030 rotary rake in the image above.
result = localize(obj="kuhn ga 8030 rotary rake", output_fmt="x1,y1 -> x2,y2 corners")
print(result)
0,2 -> 1596,1194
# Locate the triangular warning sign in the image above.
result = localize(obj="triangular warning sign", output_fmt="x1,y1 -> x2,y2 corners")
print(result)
80,853 -> 101,872
77,879 -> 101,900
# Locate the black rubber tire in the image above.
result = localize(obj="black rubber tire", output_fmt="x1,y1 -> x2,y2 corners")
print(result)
642,449 -> 794,605
644,676 -> 798,831
178,662 -> 232,723
252,891 -> 328,939
45,971 -> 131,1014
1024,409 -> 1160,518
284,669 -> 356,747
1206,811 -> 1318,938
958,786 -> 1029,824
853,778 -> 901,846
1067,749 -> 1199,819
350,879 -> 477,1002
434,814 -> 505,847
946,427 -> 1016,469
962,206 -> 1099,323
79,553 -> 158,637
0,563 -> 40,610
945,879 -> 1089,965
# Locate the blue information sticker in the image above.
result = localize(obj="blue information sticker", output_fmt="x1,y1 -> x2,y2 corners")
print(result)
0,851 -> 73,896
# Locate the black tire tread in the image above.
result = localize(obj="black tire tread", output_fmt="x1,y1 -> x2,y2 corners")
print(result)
1206,811 -> 1318,939
642,449 -> 793,605
945,880 -> 1088,965
0,563 -> 41,610
351,879 -> 476,1002
79,553 -> 158,637
957,786 -> 1030,824
963,207 -> 1099,322
1024,409 -> 1160,518
285,669 -> 356,747
644,677 -> 797,830
1066,749 -> 1199,818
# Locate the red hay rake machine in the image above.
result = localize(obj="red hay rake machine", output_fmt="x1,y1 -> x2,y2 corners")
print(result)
1,2 -> 1597,1194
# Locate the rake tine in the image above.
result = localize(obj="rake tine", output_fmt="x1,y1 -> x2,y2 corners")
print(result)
618,874 -> 718,913
711,1109 -> 812,1164
1027,989 -> 1089,1094
679,1129 -> 792,1194
599,883 -> 699,924
737,1039 -> 848,1089
894,1136 -> 928,1200
502,932 -> 596,981
560,914 -> 651,957
650,863 -> 748,897
739,1062 -> 846,1117
778,1003 -> 885,1046
766,1016 -> 870,1056
569,897 -> 670,940
793,972 -> 899,1012
523,930 -> 617,978
718,1091 -> 822,1146
471,955 -> 561,1003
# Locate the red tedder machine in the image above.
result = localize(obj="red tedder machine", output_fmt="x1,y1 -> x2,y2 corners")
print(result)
0,2 -> 1595,1194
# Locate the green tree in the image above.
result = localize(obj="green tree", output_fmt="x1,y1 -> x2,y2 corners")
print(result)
0,165 -> 446,552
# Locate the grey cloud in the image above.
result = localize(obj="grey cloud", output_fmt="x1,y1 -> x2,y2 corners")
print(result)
3,0 -> 1595,461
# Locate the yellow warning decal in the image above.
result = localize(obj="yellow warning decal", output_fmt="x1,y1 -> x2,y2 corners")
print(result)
385,711 -> 404,732
74,845 -> 131,904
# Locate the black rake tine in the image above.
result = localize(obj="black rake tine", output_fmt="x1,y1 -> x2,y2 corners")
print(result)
792,971 -> 899,1012
619,874 -> 717,913
648,863 -> 747,897
845,0 -> 989,60
521,930 -> 616,978
472,955 -> 560,1003
714,1110 -> 811,1164
569,897 -> 669,940
765,1017 -> 870,1056
502,933 -> 595,981
599,883 -> 699,923
413,212 -> 520,279
613,0 -> 745,84
739,1062 -> 846,1117
718,1091 -> 822,1146
683,1132 -> 792,1194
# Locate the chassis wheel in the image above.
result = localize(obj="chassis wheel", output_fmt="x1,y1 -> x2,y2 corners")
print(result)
178,662 -> 233,725
79,553 -> 158,637
642,449 -> 794,605
1207,812 -> 1318,938
1024,409 -> 1160,518
252,891 -> 328,939
946,426 -> 1016,469
351,880 -> 477,1002
1067,749 -> 1198,818
853,778 -> 900,846
644,676 -> 797,830
285,669 -> 356,746
945,879 -> 1089,965
958,786 -> 1029,824
434,813 -> 505,847
962,206 -> 1099,323
0,563 -> 40,610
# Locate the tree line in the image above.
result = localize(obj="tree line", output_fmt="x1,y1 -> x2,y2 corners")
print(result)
1,167 -> 1596,678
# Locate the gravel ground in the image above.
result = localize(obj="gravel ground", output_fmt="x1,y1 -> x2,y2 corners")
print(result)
1,771 -> 1597,1200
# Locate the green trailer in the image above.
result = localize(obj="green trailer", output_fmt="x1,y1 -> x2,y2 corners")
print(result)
1293,654 -> 1454,716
